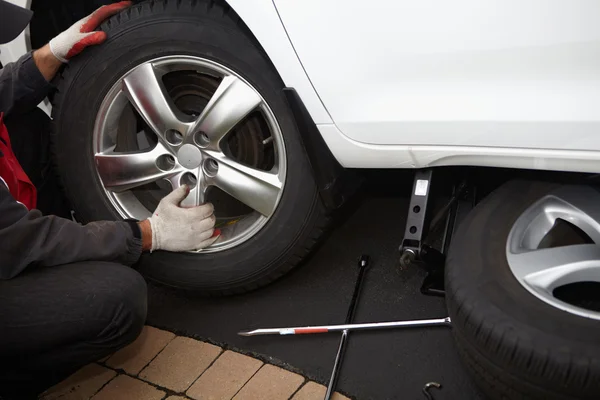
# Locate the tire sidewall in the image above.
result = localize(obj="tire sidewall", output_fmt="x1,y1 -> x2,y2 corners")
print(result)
446,180 -> 600,398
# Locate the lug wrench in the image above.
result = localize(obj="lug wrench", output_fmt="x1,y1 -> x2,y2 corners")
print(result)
237,317 -> 451,336
238,256 -> 452,399
323,254 -> 370,400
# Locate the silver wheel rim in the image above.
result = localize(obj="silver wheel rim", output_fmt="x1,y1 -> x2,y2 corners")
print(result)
507,185 -> 600,320
93,55 -> 286,253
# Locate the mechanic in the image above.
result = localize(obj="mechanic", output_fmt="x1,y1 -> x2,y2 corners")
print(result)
0,1 -> 219,398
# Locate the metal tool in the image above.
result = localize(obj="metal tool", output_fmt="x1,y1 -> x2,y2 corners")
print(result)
237,317 -> 451,336
422,382 -> 442,400
237,256 -> 453,399
324,254 -> 370,400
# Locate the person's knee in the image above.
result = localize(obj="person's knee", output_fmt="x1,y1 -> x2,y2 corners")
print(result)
81,262 -> 148,347
106,265 -> 148,341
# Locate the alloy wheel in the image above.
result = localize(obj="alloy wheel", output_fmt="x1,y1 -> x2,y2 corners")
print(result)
93,56 -> 287,252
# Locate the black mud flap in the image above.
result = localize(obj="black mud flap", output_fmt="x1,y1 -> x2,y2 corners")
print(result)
283,88 -> 363,211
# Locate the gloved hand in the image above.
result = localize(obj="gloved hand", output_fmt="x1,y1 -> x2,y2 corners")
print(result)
49,1 -> 131,63
148,185 -> 220,252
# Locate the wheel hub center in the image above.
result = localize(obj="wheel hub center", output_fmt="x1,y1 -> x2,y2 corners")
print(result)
177,144 -> 203,169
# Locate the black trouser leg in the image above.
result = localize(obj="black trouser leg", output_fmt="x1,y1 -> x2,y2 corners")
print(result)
0,261 -> 147,398
4,107 -> 72,218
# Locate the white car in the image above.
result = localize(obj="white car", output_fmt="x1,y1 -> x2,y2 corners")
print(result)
2,1 -> 600,399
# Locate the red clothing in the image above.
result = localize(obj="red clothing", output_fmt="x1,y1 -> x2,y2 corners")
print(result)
0,113 -> 36,210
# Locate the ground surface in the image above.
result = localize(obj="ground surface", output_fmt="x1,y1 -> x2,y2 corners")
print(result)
145,176 -> 486,400
43,326 -> 350,400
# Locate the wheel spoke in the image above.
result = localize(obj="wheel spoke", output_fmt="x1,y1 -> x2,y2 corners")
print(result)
122,62 -> 190,145
188,75 -> 261,149
203,150 -> 282,217
96,145 -> 179,192
546,186 -> 600,243
507,244 -> 600,291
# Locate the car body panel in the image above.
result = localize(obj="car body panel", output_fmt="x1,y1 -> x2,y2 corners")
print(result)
318,123 -> 600,174
274,0 -> 600,152
3,0 -> 600,172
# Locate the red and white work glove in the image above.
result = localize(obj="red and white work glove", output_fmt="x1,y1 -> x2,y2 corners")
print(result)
48,1 -> 132,63
148,185 -> 221,252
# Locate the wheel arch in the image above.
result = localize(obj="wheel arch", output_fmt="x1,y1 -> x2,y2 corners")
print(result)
18,0 -> 332,127
219,0 -> 332,125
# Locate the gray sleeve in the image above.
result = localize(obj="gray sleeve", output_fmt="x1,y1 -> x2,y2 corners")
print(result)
0,51 -> 52,117
0,183 -> 142,280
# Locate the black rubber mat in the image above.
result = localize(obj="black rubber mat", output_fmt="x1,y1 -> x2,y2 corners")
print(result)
146,178 -> 485,400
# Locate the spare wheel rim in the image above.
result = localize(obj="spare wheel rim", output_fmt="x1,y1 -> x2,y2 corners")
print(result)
507,185 -> 600,320
92,55 -> 287,253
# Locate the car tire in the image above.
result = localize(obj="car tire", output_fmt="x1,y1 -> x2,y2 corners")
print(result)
446,180 -> 600,400
30,0 -> 114,49
50,0 -> 329,295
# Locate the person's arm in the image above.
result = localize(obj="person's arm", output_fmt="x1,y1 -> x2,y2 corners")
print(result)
0,51 -> 54,117
0,1 -> 132,117
33,44 -> 63,82
0,182 -> 143,279
0,183 -> 218,279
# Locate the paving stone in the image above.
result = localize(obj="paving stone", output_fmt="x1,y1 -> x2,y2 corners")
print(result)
106,326 -> 175,374
187,350 -> 263,400
233,364 -> 304,400
291,382 -> 350,400
331,393 -> 352,400
291,382 -> 326,400
41,364 -> 116,400
92,375 -> 164,400
140,336 -> 222,392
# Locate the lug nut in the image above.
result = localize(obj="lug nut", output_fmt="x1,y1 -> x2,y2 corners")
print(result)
203,158 -> 219,176
180,172 -> 198,188
194,131 -> 210,148
166,129 -> 184,145
156,154 -> 176,171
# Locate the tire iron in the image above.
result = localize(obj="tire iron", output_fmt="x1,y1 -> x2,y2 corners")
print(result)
323,254 -> 370,400
237,255 -> 453,400
237,317 -> 451,336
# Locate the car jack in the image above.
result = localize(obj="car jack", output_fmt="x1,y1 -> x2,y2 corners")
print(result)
399,170 -> 470,297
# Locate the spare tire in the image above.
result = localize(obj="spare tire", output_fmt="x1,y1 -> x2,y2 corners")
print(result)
446,180 -> 600,400
51,0 -> 329,294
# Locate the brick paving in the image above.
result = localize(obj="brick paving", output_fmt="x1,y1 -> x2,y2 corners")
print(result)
187,351 -> 263,400
106,326 -> 176,375
233,364 -> 304,400
139,337 -> 222,392
41,326 -> 353,400
92,375 -> 165,400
